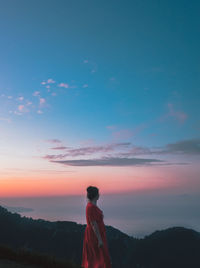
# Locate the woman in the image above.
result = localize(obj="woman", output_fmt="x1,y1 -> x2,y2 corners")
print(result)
81,186 -> 112,268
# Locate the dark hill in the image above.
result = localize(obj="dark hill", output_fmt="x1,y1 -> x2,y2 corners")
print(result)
0,205 -> 200,268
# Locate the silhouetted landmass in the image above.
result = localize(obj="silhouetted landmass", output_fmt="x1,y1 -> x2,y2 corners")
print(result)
0,205 -> 200,268
3,205 -> 34,213
0,244 -> 78,268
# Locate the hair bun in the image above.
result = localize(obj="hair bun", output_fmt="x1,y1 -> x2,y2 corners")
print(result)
86,186 -> 99,201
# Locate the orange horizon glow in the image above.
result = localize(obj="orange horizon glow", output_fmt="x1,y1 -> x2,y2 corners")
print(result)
1,163 -> 199,198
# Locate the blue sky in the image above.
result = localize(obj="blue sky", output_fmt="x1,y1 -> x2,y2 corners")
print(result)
0,1 -> 200,200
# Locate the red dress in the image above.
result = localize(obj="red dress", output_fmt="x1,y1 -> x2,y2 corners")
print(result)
81,201 -> 112,268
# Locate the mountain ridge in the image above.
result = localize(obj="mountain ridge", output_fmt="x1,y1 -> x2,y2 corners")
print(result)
0,205 -> 199,268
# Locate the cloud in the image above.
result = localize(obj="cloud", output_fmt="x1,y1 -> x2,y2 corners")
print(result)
83,59 -> 98,73
50,157 -> 164,167
168,103 -> 188,123
47,79 -> 55,84
50,146 -> 70,150
119,138 -> 200,156
0,117 -> 11,123
159,103 -> 188,124
106,125 -> 117,130
163,138 -> 200,155
107,124 -> 148,141
41,79 -> 56,85
45,142 -> 131,158
33,91 -> 40,97
26,101 -> 32,106
39,98 -> 46,105
118,146 -> 153,157
112,129 -> 135,140
16,105 -> 29,114
42,138 -> 199,167
45,139 -> 62,144
58,83 -> 69,88
17,96 -> 24,101
18,105 -> 24,111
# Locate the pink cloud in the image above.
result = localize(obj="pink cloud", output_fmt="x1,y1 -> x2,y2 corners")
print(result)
167,103 -> 188,123
18,105 -> 24,111
106,125 -> 117,130
58,83 -> 69,88
159,103 -> 188,124
107,123 -> 148,141
45,139 -> 62,144
0,117 -> 11,123
51,146 -> 70,150
17,96 -> 24,101
39,98 -> 46,105
16,105 -> 29,114
41,78 -> 55,85
112,129 -> 135,140
47,78 -> 55,84
33,91 -> 40,97
26,101 -> 32,106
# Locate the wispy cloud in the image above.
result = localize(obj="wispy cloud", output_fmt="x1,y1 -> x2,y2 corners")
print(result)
45,139 -> 62,144
17,96 -> 24,101
44,142 -> 131,159
168,103 -> 188,123
159,103 -> 188,124
39,98 -> 46,105
42,138 -> 199,167
120,138 -> 200,156
41,78 -> 56,85
58,83 -> 69,88
0,117 -> 11,123
106,125 -> 117,130
50,146 -> 70,150
33,91 -> 40,97
26,101 -> 32,106
83,59 -> 98,74
50,156 -> 164,167
162,138 -> 200,155
107,123 -> 148,141
18,105 -> 24,111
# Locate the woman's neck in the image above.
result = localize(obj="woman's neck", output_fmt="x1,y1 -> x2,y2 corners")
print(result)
89,199 -> 97,206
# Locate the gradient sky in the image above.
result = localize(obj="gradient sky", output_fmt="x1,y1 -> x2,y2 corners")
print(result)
0,0 -> 200,204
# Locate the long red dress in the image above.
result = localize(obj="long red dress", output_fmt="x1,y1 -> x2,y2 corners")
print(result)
81,201 -> 112,268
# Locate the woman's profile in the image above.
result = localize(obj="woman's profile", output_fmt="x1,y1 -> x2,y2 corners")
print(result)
81,186 -> 112,268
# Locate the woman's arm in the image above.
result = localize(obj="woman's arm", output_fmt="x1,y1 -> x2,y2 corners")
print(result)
91,220 -> 103,247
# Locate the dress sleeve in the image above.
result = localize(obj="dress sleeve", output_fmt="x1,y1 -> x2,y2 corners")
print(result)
87,205 -> 98,223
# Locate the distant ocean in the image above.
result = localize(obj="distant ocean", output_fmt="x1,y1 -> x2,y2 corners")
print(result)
1,192 -> 200,238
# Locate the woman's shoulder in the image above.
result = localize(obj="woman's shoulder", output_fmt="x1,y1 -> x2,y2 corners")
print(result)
86,202 -> 102,212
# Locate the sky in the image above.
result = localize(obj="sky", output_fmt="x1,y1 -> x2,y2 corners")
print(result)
0,0 -> 200,236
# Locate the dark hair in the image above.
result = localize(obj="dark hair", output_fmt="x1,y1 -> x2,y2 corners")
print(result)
87,186 -> 99,200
